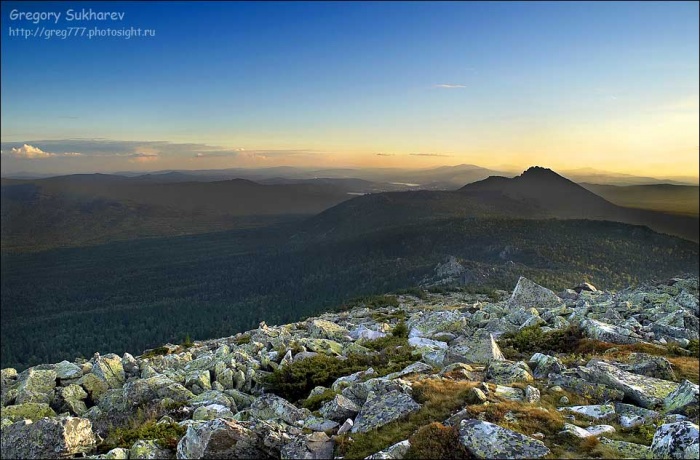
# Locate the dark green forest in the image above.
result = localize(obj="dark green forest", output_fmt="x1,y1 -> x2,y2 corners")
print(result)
2,217 -> 697,370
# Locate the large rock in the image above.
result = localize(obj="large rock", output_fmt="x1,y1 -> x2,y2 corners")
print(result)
91,354 -> 126,389
618,353 -> 676,381
77,373 -> 110,402
664,380 -> 699,417
249,394 -> 310,425
57,384 -> 89,415
319,395 -> 360,423
651,421 -> 699,459
509,277 -> 562,310
458,419 -> 550,459
192,404 -> 235,421
1,416 -> 96,459
408,310 -> 466,338
351,390 -> 420,433
308,319 -> 349,341
486,360 -> 534,385
123,375 -> 194,407
598,438 -> 651,459
551,374 -> 625,403
15,368 -> 57,405
529,353 -> 564,378
615,402 -> 660,429
581,319 -> 640,345
341,378 -> 412,406
445,330 -> 505,365
585,360 -> 679,409
55,361 -> 83,380
558,404 -> 616,422
176,418 -> 288,459
281,432 -> 335,460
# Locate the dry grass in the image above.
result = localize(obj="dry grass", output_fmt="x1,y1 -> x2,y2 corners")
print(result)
406,422 -> 473,459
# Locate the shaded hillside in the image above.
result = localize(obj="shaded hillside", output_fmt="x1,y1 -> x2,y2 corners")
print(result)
582,183 -> 699,216
1,176 -> 353,252
2,216 -> 698,370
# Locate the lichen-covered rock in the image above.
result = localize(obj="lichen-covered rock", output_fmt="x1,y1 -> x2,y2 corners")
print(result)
341,377 -> 412,406
91,354 -> 125,389
466,387 -> 488,404
302,415 -> 338,432
349,325 -> 386,341
249,394 -> 310,425
176,418 -> 288,459
281,432 -> 335,459
559,423 -> 595,439
559,404 -> 616,422
0,402 -> 56,422
57,384 -> 88,415
494,385 -> 524,402
586,424 -> 616,437
585,360 -> 679,409
55,361 -> 83,380
123,375 -> 194,407
184,370 -> 211,393
459,419 -> 550,458
524,385 -> 541,404
618,353 -> 677,381
408,310 -> 466,338
95,447 -> 131,459
383,362 -> 433,380
130,439 -> 172,459
308,319 -> 349,341
615,402 -> 660,429
319,394 -> 360,423
651,421 -> 699,459
445,330 -> 505,365
664,380 -> 699,417
77,373 -> 110,402
486,360 -> 534,384
1,416 -> 96,459
551,374 -> 625,403
529,353 -> 564,378
351,390 -> 420,433
300,338 -> 344,356
331,368 -> 376,392
581,318 -> 640,344
189,390 -> 237,411
509,277 -> 562,310
365,439 -> 411,459
14,368 -> 57,405
598,438 -> 651,459
192,403 -> 234,421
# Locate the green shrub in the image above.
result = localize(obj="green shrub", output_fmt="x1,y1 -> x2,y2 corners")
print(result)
181,334 -> 194,348
103,421 -> 186,450
392,320 -> 409,338
498,325 -> 585,359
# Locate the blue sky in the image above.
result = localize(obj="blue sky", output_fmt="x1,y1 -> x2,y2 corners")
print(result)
1,1 -> 698,177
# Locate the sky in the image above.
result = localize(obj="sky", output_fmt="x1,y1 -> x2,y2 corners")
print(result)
1,1 -> 698,179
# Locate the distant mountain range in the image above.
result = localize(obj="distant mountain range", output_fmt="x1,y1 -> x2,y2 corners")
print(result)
2,166 -> 698,252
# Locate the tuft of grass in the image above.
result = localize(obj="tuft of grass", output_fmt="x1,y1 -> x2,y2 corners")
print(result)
405,422 -> 473,459
180,334 -> 194,349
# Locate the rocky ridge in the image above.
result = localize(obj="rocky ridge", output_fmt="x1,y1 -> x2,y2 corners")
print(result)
1,275 -> 699,459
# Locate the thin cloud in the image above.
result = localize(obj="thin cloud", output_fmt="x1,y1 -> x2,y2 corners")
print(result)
128,152 -> 159,163
434,84 -> 466,89
410,153 -> 453,157
375,153 -> 394,156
